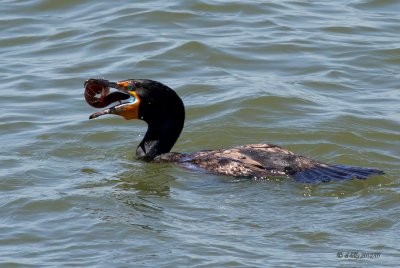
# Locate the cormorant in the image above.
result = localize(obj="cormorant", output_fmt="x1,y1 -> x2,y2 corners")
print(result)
84,78 -> 384,183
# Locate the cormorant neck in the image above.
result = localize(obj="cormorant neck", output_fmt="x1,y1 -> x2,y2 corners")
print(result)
136,115 -> 184,162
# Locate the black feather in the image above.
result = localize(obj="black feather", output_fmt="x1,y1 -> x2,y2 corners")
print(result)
293,164 -> 384,183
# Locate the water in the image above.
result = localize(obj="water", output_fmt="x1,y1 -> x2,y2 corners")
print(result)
1,0 -> 399,266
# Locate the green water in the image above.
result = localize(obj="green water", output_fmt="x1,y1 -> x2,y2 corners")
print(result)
1,0 -> 399,267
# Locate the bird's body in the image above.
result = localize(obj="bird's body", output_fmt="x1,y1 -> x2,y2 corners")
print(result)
154,144 -> 382,182
85,78 -> 384,183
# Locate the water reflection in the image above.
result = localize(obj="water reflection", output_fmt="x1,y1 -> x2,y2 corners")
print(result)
114,164 -> 173,197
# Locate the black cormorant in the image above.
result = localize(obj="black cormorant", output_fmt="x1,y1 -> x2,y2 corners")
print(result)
84,78 -> 384,183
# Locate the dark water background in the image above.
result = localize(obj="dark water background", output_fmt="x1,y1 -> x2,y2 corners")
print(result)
1,0 -> 399,267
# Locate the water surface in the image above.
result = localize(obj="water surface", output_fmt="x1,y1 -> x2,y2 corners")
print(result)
1,0 -> 399,267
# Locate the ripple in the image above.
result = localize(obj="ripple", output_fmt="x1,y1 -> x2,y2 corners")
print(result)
0,0 -> 399,267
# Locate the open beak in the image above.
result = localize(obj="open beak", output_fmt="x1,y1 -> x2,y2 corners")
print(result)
85,79 -> 141,120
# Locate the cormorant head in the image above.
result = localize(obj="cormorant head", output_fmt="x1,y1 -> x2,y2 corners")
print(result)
86,79 -> 185,161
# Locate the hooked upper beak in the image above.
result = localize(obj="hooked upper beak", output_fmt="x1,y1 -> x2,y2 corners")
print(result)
86,79 -> 141,120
